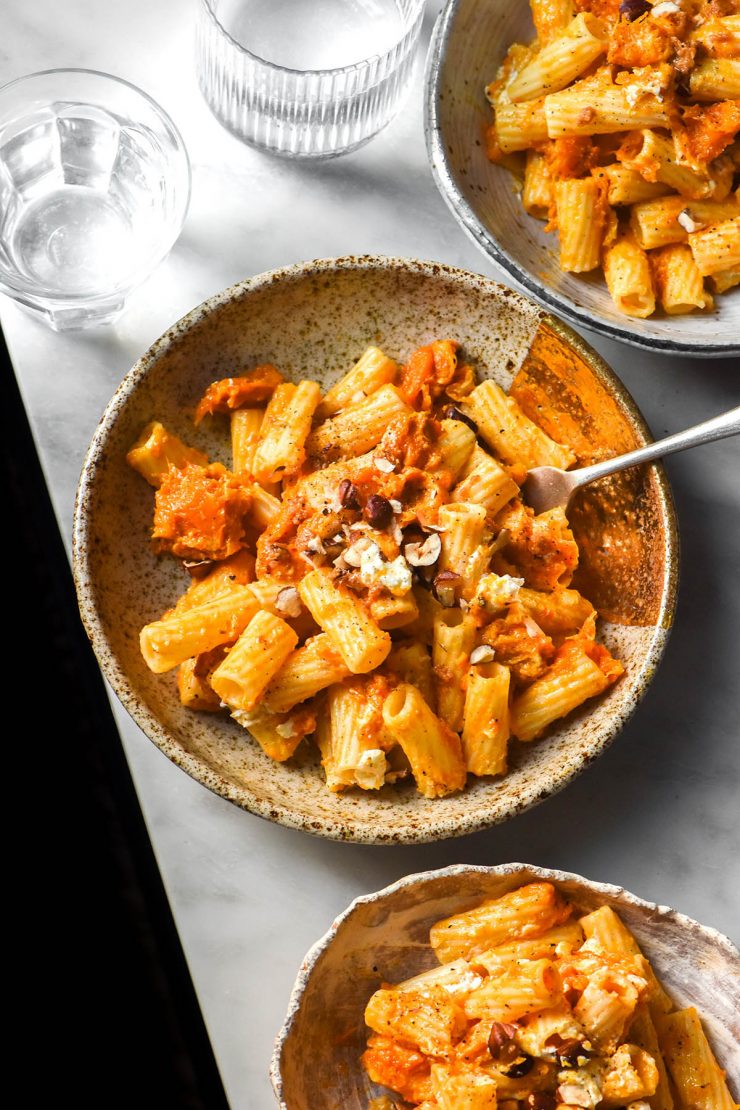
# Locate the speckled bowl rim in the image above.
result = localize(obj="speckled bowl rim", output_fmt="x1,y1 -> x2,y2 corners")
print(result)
270,862 -> 740,1106
424,0 -> 740,359
72,254 -> 678,844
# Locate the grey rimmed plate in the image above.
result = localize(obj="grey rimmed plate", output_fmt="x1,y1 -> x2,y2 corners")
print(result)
424,0 -> 740,357
73,255 -> 677,844
271,863 -> 740,1108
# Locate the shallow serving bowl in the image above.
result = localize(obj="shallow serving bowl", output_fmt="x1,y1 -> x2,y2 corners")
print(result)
425,0 -> 740,358
272,863 -> 740,1107
73,255 -> 677,844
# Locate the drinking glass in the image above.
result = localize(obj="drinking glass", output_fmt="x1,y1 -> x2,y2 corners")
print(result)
0,70 -> 191,330
196,0 -> 426,159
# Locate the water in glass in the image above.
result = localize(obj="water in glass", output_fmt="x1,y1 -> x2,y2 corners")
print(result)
0,104 -> 166,298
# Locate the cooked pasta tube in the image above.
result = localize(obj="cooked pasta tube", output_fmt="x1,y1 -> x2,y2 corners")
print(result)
432,612 -> 477,733
603,232 -> 656,319
574,965 -> 643,1054
545,71 -> 670,137
247,482 -> 281,528
689,59 -> 740,102
651,243 -> 713,315
510,644 -> 614,742
461,661 -> 511,777
689,215 -> 740,276
316,345 -> 397,419
262,633 -> 350,713
394,957 -> 485,997
478,921 -> 584,965
436,417 -> 477,479
656,1008 -> 737,1110
464,959 -> 563,1022
381,684 -> 467,799
629,1006 -> 675,1110
320,681 -> 390,791
594,164 -> 669,207
172,549 -> 256,614
508,13 -> 608,103
453,445 -> 519,517
210,610 -> 298,712
241,709 -> 308,762
522,149 -> 553,217
517,586 -> 594,638
600,1044 -> 660,1108
306,384 -> 411,461
461,379 -> 575,470
431,1066 -> 499,1107
297,568 -> 391,673
251,380 -> 321,484
438,502 -> 488,589
430,881 -> 572,963
127,421 -> 207,487
365,987 -> 467,1057
294,450 -> 375,513
230,408 -> 264,474
579,904 -> 673,1013
369,590 -> 419,630
710,266 -> 740,294
618,129 -> 731,202
630,195 -> 740,250
140,586 -> 259,673
493,97 -> 549,153
176,657 -> 222,712
401,587 -> 445,647
555,177 -> 609,273
385,641 -> 435,709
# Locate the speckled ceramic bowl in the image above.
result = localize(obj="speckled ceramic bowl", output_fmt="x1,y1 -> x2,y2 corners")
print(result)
425,0 -> 740,357
271,863 -> 740,1108
73,256 -> 677,844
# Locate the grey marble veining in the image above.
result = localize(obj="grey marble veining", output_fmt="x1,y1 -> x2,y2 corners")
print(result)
2,1 -> 739,1107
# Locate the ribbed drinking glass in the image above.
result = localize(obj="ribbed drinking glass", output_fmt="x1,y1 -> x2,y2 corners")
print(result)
196,0 -> 426,159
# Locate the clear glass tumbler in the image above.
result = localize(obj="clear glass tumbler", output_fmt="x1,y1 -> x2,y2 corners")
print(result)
196,0 -> 426,159
0,70 -> 191,330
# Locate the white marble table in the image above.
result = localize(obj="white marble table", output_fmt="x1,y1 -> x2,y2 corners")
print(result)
3,2 -> 739,1106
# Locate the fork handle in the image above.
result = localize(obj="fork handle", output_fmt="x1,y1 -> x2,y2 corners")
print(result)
574,404 -> 740,487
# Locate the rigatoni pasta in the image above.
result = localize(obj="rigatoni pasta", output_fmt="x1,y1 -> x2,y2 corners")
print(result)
129,339 -> 623,798
485,0 -> 740,318
362,882 -> 738,1109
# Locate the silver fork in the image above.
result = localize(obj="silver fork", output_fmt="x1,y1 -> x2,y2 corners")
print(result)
521,404 -> 740,515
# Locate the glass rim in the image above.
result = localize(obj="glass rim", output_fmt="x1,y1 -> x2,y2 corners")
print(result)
199,0 -> 427,77
0,67 -> 191,306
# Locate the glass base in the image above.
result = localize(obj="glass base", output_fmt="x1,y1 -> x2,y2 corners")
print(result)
4,289 -> 126,331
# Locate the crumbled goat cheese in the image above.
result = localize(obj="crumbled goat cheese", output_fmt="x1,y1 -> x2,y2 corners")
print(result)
651,1 -> 680,15
677,208 -> 703,233
231,707 -> 264,729
474,572 -> 524,611
359,541 -> 413,597
470,645 -> 496,665
354,749 -> 387,790
373,455 -> 395,473
557,1068 -> 602,1109
343,535 -> 376,567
